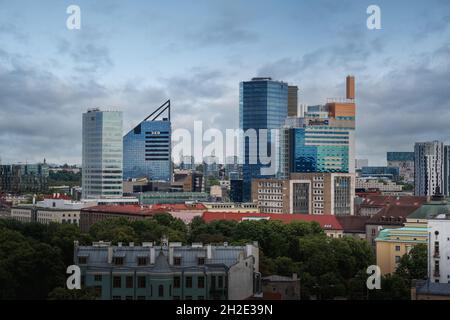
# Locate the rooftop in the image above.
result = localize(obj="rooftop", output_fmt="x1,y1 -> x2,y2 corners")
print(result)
202,212 -> 343,230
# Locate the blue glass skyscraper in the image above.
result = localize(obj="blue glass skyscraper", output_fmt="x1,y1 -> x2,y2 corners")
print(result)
239,77 -> 288,201
123,101 -> 172,182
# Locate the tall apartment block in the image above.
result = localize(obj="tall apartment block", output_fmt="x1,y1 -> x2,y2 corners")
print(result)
387,152 -> 414,183
82,109 -> 123,199
414,141 -> 444,196
240,77 -> 289,201
123,101 -> 172,182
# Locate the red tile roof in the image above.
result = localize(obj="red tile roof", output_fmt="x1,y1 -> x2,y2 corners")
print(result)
202,212 -> 343,230
44,194 -> 72,200
358,195 -> 428,207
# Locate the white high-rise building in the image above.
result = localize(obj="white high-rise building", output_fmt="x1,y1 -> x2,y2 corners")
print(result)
414,141 -> 444,196
428,214 -> 450,284
82,109 -> 123,199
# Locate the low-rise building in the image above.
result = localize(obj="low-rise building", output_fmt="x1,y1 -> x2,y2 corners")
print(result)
261,274 -> 300,300
412,280 -> 450,300
356,177 -> 403,193
10,194 -> 93,225
74,240 -> 260,300
375,222 -> 428,275
336,215 -> 370,239
202,202 -> 258,213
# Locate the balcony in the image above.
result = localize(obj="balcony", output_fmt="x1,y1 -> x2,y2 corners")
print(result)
434,270 -> 440,277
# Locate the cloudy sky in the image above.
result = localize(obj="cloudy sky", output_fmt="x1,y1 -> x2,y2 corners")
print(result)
0,0 -> 449,165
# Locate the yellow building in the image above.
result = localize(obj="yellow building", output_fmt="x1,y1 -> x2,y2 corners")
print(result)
375,219 -> 428,275
375,195 -> 450,275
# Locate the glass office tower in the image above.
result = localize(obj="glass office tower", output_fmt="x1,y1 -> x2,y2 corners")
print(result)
239,77 -> 288,201
82,109 -> 123,199
123,101 -> 172,182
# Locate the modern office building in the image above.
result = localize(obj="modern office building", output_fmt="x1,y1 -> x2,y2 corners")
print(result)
240,77 -> 289,201
252,172 -> 355,215
0,162 -> 49,194
74,240 -> 260,300
414,141 -> 444,196
278,76 -> 356,179
288,85 -> 298,117
82,109 -> 123,199
387,152 -> 414,183
123,101 -> 172,182
360,166 -> 400,181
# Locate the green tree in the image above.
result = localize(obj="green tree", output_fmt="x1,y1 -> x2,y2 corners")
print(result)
48,287 -> 99,300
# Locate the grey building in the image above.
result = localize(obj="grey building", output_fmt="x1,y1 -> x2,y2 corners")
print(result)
414,141 -> 444,196
74,241 -> 261,300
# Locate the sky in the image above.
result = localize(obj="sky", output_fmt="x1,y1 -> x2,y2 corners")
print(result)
0,0 -> 449,166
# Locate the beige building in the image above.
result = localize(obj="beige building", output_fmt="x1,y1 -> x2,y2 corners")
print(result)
252,172 -> 355,215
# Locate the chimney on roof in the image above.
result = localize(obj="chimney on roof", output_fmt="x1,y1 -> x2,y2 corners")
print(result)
150,247 -> 155,264
206,244 -> 212,260
107,246 -> 113,264
346,75 -> 355,100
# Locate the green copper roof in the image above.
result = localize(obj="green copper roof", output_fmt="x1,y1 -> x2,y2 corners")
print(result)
407,200 -> 450,219
375,226 -> 428,242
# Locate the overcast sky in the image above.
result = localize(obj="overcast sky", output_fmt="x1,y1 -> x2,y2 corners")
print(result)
0,0 -> 449,166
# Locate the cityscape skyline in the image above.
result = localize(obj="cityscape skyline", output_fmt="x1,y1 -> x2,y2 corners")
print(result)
1,0 -> 450,166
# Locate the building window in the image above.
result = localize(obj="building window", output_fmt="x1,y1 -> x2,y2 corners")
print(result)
94,274 -> 102,282
174,276 -> 181,288
126,276 -> 134,289
138,276 -> 146,288
113,276 -> 121,288
211,275 -> 216,289
395,246 -> 401,251
173,257 -> 181,265
113,257 -> 124,265
138,257 -> 148,266
158,285 -> 164,297
218,276 -> 224,288
198,276 -> 205,288
78,256 -> 87,264
395,256 -> 401,263
198,257 -> 205,265
186,276 -> 193,288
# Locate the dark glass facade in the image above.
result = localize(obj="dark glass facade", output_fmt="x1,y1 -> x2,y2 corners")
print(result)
239,78 -> 288,201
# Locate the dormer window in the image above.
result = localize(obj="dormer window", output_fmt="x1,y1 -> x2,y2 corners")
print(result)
113,257 -> 124,265
138,257 -> 148,266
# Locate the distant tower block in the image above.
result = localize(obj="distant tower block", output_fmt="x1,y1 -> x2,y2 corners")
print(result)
288,85 -> 299,117
346,75 -> 355,100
